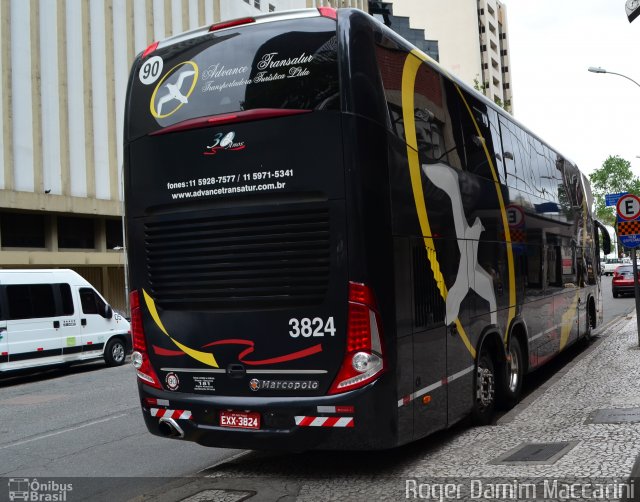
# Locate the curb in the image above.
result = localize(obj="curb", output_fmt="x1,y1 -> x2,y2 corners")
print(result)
497,314 -> 630,425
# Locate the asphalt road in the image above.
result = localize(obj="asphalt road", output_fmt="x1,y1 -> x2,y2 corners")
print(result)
600,275 -> 637,325
0,275 -> 636,501
0,361 -> 241,501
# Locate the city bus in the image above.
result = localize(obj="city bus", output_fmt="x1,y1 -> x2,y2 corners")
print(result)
123,7 -> 611,450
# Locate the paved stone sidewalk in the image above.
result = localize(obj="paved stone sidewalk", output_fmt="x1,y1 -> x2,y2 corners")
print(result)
138,315 -> 640,501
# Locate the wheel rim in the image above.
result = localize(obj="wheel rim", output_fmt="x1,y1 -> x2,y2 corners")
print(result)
476,361 -> 495,409
112,343 -> 125,363
507,345 -> 519,393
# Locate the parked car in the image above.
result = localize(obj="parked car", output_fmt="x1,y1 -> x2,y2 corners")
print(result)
603,257 -> 631,275
612,265 -> 640,297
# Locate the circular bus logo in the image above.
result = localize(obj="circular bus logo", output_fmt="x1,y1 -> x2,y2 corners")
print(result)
150,61 -> 199,119
165,372 -> 180,391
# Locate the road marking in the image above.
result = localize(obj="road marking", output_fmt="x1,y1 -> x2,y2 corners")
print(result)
0,413 -> 129,450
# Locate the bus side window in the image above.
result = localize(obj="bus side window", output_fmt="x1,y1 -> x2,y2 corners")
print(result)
413,65 -> 462,169
374,39 -> 409,141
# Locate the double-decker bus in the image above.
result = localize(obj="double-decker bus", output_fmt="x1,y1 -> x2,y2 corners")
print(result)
123,7 -> 611,450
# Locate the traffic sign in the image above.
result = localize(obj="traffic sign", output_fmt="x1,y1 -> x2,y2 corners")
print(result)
620,233 -> 640,248
616,193 -> 640,221
606,192 -> 628,207
506,204 -> 525,228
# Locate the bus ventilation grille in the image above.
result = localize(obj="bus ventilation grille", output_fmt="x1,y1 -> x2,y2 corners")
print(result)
144,206 -> 330,311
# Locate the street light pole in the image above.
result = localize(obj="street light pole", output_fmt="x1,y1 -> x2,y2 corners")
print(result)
589,65 -> 640,344
588,66 -> 640,89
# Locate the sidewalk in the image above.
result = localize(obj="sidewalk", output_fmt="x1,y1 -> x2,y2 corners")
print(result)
136,315 -> 640,502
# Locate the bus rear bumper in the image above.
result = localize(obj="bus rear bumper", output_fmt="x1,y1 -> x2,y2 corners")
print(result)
138,382 -> 397,451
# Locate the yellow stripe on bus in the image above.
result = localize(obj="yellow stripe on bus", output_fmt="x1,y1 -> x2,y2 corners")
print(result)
142,289 -> 219,368
401,53 -> 476,360
408,49 -> 517,344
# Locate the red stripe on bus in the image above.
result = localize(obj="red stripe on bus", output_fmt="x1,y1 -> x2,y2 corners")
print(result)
150,109 -> 312,136
298,416 -> 315,427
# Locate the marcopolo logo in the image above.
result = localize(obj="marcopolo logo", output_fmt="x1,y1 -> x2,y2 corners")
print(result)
249,378 -> 319,392
8,478 -> 73,501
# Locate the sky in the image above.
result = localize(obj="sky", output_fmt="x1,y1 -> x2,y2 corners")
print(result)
503,0 -> 640,178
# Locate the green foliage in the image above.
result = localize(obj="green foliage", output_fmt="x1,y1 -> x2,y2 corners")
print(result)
589,155 -> 640,228
473,75 -> 510,113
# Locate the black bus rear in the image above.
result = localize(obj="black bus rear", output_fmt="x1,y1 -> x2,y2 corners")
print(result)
124,8 -> 398,450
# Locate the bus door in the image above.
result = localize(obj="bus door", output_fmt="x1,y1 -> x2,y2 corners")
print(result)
445,239 -> 475,424
411,241 -> 448,438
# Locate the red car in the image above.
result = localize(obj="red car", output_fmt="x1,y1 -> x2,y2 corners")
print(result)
612,265 -> 640,297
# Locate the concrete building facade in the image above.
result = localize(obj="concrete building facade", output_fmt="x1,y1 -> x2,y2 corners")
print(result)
0,0 -> 366,314
387,0 -> 513,112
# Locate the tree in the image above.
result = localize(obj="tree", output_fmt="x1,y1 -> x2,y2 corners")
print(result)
590,156 -> 640,225
589,155 -> 640,255
473,75 -> 511,113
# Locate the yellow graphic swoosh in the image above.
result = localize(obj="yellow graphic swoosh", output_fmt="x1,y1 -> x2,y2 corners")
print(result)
143,289 -> 219,368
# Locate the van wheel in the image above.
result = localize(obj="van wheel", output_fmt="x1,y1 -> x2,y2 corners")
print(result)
499,337 -> 524,409
105,338 -> 126,367
471,350 -> 496,425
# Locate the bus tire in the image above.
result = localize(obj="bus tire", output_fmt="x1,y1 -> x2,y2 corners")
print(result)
471,350 -> 496,425
104,337 -> 127,367
500,337 -> 524,409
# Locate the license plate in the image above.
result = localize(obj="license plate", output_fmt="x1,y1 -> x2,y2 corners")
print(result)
219,410 -> 261,430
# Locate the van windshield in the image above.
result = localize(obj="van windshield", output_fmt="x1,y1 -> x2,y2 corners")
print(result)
127,17 -> 339,140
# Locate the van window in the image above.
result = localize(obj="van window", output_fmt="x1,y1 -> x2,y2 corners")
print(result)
7,284 -> 56,319
80,288 -> 106,315
59,283 -> 74,315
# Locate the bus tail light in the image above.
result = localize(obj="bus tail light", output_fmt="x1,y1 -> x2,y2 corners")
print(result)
209,17 -> 255,32
130,290 -> 162,389
142,41 -> 159,58
328,282 -> 385,395
318,7 -> 337,20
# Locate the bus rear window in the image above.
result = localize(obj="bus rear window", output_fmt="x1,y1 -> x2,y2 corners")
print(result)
127,17 -> 339,139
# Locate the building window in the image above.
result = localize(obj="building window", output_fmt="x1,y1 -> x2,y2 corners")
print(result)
254,0 -> 260,9
58,216 -> 95,249
481,26 -> 486,33
501,49 -> 508,56
244,0 -> 250,3
478,8 -> 484,15
481,44 -> 487,52
1,212 -> 45,248
483,63 -> 488,70
503,83 -> 510,90
106,219 -> 124,250
269,3 -> 275,11
502,66 -> 509,73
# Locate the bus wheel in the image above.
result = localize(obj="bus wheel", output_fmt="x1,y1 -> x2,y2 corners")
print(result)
472,350 -> 496,425
500,337 -> 524,409
584,302 -> 594,343
105,338 -> 126,367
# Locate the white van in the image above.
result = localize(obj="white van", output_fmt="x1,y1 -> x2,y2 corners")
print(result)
0,269 -> 130,373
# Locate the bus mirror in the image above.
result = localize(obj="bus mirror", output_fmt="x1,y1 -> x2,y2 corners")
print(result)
104,305 -> 113,319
